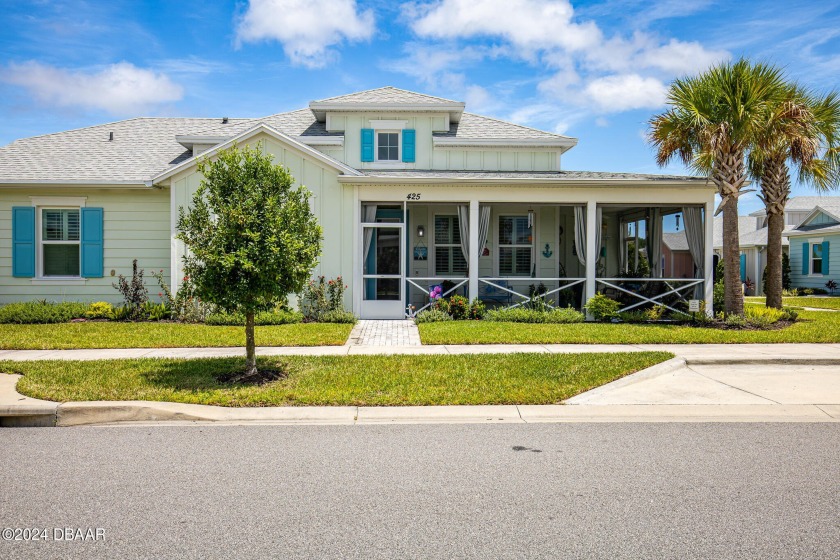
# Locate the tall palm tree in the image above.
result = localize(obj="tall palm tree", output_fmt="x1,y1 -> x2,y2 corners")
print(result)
649,59 -> 791,315
751,90 -> 840,309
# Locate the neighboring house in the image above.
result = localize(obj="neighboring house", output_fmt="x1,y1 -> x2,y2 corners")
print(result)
785,202 -> 840,290
0,87 -> 717,318
662,232 -> 695,279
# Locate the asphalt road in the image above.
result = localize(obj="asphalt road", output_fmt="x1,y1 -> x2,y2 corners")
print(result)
1,423 -> 838,559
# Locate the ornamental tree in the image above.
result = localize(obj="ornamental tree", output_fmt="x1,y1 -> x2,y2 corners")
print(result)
177,143 -> 322,379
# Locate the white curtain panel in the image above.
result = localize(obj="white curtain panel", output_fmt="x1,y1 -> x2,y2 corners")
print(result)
478,205 -> 490,256
618,220 -> 626,273
457,204 -> 470,266
647,208 -> 663,278
362,204 -> 377,266
595,207 -> 603,267
682,206 -> 705,298
574,206 -> 586,267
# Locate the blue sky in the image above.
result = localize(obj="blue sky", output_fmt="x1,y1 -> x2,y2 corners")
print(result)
2,0 -> 840,216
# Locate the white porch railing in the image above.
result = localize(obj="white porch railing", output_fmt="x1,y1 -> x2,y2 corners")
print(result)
596,278 -> 703,315
478,277 -> 585,310
405,277 -> 468,317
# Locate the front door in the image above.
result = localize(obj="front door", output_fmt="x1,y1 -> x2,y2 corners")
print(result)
361,224 -> 405,319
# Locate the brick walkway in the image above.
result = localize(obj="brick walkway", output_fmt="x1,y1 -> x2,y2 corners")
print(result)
347,320 -> 422,346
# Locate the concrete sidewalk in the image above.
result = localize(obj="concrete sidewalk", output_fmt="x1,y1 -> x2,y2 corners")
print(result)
1,342 -> 839,361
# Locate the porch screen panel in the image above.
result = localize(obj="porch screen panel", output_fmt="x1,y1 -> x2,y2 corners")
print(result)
434,216 -> 467,275
499,216 -> 532,276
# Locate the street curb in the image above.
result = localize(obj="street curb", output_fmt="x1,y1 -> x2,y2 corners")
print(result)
684,358 -> 840,366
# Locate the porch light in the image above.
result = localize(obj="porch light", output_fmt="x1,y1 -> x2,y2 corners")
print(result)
416,225 -> 425,238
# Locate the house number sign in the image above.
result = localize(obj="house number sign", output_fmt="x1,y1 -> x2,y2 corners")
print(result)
406,193 -> 421,200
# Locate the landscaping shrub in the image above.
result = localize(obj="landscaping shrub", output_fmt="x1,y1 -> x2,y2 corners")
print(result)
781,288 -> 800,297
414,309 -> 452,323
780,307 -> 799,322
617,310 -> 647,323
802,287 -> 828,295
825,280 -> 838,295
468,298 -> 486,320
318,309 -> 357,324
485,306 -> 584,323
585,293 -> 621,321
0,301 -> 88,324
151,270 -> 211,323
300,276 -> 348,321
448,295 -> 469,320
205,309 -> 303,326
113,259 -> 149,319
745,306 -> 785,327
85,301 -> 114,319
713,280 -> 725,312
433,297 -> 450,315
143,301 -> 170,321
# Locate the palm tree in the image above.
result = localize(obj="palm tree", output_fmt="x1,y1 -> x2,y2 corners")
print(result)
751,90 -> 840,309
649,59 -> 791,315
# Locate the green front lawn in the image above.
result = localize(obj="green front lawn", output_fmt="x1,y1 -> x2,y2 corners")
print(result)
418,308 -> 840,345
3,352 -> 671,406
0,322 -> 353,350
745,296 -> 840,310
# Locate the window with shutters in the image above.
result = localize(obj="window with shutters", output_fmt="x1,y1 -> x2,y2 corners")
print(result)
811,243 -> 824,275
434,215 -> 467,276
498,215 -> 532,276
376,132 -> 400,161
41,208 -> 80,276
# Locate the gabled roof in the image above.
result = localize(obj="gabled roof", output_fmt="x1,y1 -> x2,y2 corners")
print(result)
713,216 -> 758,249
748,195 -> 840,216
309,86 -> 465,122
434,112 -> 576,148
785,204 -> 840,236
663,231 -> 689,251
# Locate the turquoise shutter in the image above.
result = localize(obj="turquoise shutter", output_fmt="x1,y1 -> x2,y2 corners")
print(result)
739,253 -> 746,282
802,242 -> 809,275
80,207 -> 103,278
361,128 -> 374,162
12,207 -> 36,277
823,241 -> 830,274
402,129 -> 416,162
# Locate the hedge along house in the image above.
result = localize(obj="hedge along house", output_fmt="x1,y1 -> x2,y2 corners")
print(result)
0,87 -> 717,318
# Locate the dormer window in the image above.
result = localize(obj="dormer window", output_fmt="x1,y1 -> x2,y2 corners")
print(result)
377,132 -> 400,161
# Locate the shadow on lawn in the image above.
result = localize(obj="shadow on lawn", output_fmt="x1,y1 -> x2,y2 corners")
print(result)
138,357 -> 290,390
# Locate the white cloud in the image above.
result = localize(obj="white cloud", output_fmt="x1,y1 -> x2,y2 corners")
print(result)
584,74 -> 668,112
236,0 -> 375,68
634,39 -> 729,75
4,61 -> 183,114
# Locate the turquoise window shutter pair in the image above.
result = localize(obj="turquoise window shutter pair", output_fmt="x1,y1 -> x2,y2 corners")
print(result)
360,129 -> 416,162
12,207 -> 103,278
802,241 -> 831,274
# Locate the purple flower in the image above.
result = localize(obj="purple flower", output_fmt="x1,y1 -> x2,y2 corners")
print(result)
434,286 -> 442,294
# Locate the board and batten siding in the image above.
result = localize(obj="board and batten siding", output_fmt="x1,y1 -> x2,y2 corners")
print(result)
322,112 -> 561,171
169,132 -> 356,308
0,187 -> 170,303
789,233 -> 840,289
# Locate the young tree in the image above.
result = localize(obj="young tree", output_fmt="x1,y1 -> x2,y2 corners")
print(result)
649,59 -> 791,316
177,144 -> 322,379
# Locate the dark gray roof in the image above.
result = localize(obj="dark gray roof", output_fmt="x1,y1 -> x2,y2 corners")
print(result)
0,117 -> 249,183
358,170 -> 701,181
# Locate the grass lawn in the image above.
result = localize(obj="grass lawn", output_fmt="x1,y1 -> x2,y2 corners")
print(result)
745,296 -> 840,310
0,322 -> 353,350
418,308 -> 840,345
3,352 -> 671,407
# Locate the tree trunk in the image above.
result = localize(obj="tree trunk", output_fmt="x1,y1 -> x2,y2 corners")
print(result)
712,145 -> 747,316
759,156 -> 790,310
244,311 -> 257,377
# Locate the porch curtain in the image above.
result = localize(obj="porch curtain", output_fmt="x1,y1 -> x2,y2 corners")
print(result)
682,206 -> 705,298
478,205 -> 490,259
647,208 -> 663,278
573,206 -> 603,268
618,220 -> 627,273
362,205 -> 377,268
457,205 -> 470,266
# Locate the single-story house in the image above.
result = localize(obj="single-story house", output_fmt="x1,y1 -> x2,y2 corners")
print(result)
1,87 -> 717,318
785,202 -> 840,290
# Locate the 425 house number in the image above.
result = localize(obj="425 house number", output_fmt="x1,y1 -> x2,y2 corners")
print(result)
406,193 -> 421,200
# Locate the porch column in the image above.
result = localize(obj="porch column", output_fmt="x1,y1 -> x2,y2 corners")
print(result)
468,199 -> 479,302
585,200 -> 598,315
704,197 -> 715,317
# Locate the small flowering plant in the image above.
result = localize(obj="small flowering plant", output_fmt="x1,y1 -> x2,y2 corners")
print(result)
301,276 -> 347,321
429,285 -> 443,301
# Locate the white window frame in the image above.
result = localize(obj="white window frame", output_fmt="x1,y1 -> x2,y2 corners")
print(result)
375,130 -> 401,163
810,240 -> 825,276
496,213 -> 534,277
433,214 -> 467,276
29,197 -> 87,282
37,206 -> 82,279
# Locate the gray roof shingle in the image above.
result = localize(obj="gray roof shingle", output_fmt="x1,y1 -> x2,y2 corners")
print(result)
663,231 -> 689,251
310,86 -> 461,106
435,112 -> 573,141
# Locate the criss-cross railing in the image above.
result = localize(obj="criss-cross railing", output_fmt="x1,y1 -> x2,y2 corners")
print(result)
478,277 -> 585,310
405,277 -> 468,317
596,277 -> 703,315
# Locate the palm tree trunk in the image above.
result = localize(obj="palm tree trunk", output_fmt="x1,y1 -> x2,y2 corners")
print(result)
712,145 -> 747,316
760,156 -> 790,309
244,311 -> 257,377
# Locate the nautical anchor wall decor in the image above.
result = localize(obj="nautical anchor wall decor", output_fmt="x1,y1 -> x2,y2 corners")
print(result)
542,243 -> 553,258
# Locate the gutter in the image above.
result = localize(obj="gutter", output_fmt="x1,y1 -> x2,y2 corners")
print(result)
337,176 -> 713,188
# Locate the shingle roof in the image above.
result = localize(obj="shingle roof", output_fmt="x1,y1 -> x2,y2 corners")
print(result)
435,112 -> 573,141
748,195 -> 840,216
663,231 -> 689,251
713,216 -> 758,249
788,223 -> 840,235
356,170 -> 700,181
0,117 -> 249,183
310,86 -> 461,106
189,108 -> 332,138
